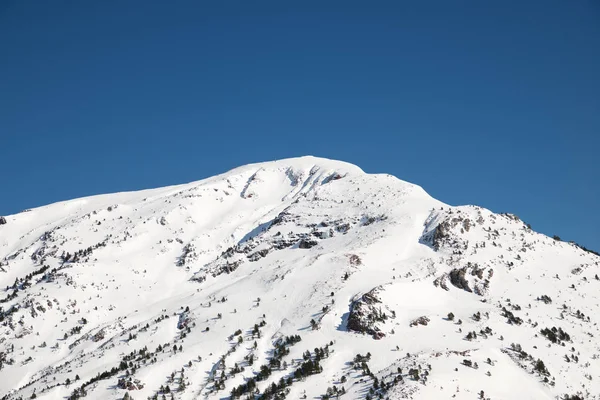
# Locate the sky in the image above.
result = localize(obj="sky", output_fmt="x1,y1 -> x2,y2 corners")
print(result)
1,1 -> 599,249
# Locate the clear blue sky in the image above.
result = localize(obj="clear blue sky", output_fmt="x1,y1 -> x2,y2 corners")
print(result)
1,1 -> 599,249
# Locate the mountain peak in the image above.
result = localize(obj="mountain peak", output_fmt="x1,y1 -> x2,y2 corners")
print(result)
224,155 -> 366,176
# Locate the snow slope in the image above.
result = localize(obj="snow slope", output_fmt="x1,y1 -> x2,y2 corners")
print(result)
0,156 -> 598,400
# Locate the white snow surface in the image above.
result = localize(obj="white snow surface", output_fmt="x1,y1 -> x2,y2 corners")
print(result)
0,156 -> 598,400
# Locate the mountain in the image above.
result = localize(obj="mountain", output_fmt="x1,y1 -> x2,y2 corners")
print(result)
1,156 -> 598,400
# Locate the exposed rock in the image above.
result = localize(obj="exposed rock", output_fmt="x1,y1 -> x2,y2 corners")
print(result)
449,267 -> 471,292
348,254 -> 362,266
410,316 -> 430,327
176,243 -> 197,267
347,287 -> 389,338
298,238 -> 318,249
177,310 -> 192,330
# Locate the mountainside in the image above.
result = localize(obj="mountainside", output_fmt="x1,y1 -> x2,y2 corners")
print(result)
1,156 -> 599,400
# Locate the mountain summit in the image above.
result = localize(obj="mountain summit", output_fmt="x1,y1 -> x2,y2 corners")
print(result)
1,157 -> 598,400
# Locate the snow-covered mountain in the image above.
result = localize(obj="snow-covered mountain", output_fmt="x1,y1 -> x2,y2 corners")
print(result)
1,156 -> 598,400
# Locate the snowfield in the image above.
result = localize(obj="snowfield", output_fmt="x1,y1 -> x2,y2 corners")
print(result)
0,156 -> 598,400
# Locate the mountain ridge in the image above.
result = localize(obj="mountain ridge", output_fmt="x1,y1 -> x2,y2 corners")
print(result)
1,157 -> 598,400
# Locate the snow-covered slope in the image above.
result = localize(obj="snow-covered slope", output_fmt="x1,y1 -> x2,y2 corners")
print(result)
0,156 -> 598,400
